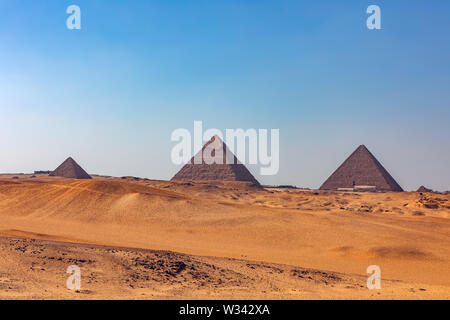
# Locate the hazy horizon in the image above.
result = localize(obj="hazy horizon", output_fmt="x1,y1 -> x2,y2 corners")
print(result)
1,0 -> 450,191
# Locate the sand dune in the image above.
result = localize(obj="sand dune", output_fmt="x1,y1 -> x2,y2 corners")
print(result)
0,175 -> 449,299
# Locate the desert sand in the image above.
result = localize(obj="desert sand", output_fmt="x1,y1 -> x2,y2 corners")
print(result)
0,174 -> 449,299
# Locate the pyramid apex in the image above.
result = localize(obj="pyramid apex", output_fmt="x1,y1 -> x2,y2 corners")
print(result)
355,145 -> 371,153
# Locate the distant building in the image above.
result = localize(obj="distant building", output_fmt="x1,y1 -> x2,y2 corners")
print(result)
337,186 -> 377,192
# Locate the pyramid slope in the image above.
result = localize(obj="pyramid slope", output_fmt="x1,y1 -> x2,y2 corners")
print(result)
50,157 -> 92,179
320,145 -> 403,192
172,136 -> 260,185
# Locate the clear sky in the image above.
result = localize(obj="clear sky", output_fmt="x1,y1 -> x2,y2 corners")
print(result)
1,0 -> 449,191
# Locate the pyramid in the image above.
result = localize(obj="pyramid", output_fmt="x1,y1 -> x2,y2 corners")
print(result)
171,135 -> 260,185
417,186 -> 433,193
320,145 -> 403,192
49,157 -> 92,179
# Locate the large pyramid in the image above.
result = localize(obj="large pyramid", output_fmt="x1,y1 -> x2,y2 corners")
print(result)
49,157 -> 92,179
172,135 -> 260,185
320,145 -> 403,192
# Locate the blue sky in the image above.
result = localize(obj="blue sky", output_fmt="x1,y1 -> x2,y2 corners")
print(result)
1,0 -> 449,191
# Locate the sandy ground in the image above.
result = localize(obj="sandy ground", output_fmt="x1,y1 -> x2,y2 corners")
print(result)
0,174 -> 449,299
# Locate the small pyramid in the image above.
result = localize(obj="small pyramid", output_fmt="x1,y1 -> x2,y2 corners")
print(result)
417,186 -> 433,193
320,145 -> 403,192
49,157 -> 92,179
172,135 -> 260,185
